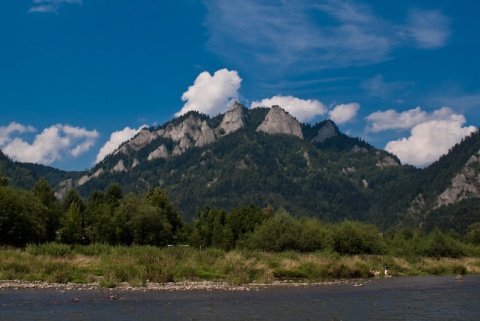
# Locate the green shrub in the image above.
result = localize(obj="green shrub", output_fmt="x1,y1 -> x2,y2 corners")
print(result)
27,243 -> 72,257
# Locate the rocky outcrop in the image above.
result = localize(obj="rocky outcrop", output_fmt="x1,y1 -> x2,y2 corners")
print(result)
303,150 -> 312,169
114,114 -> 218,159
218,102 -> 248,135
256,106 -> 303,139
112,160 -> 127,172
405,194 -> 426,226
436,155 -> 480,207
362,179 -> 369,189
195,121 -> 216,147
76,175 -> 90,186
92,168 -> 104,178
342,167 -> 356,174
162,114 -> 216,156
376,154 -> 399,168
148,144 -> 169,160
311,121 -> 338,143
116,128 -> 158,155
352,145 -> 368,153
132,159 -> 140,168
54,179 -> 73,199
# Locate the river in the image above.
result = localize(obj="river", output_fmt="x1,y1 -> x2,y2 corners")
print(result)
1,275 -> 479,320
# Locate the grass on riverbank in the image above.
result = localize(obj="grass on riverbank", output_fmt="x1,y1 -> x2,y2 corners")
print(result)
1,243 -> 480,288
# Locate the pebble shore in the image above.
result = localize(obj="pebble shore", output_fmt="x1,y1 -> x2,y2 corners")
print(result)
0,279 -> 363,292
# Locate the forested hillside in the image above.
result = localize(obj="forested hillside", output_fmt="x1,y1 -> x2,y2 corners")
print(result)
1,104 -> 480,234
67,106 -> 415,227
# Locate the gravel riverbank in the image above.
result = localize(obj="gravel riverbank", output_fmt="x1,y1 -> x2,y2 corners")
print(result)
0,279 -> 364,292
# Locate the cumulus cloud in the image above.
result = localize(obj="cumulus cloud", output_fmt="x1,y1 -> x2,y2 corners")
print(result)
250,95 -> 361,124
29,0 -> 82,14
385,116 -> 476,167
365,106 -> 455,132
95,126 -> 147,164
175,69 -> 242,117
0,122 -> 36,145
328,103 -> 360,124
0,123 -> 98,165
250,95 -> 327,123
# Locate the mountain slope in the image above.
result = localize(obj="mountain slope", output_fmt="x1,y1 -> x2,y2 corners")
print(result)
3,103 -> 479,233
0,150 -> 83,190
67,103 -> 410,225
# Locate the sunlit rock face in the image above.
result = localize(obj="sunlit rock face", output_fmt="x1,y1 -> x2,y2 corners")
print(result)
116,128 -> 159,155
376,155 -> 400,168
112,159 -> 127,172
218,101 -> 248,135
256,106 -> 303,139
148,144 -> 168,160
436,155 -> 480,207
161,114 -> 216,156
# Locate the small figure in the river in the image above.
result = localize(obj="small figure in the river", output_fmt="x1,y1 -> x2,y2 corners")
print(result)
384,264 -> 390,277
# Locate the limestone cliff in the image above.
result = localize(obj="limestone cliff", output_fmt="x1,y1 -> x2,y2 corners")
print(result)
376,153 -> 400,168
218,101 -> 248,135
112,159 -> 127,172
161,114 -> 216,155
116,128 -> 158,155
148,144 -> 169,160
256,106 -> 303,139
436,154 -> 480,207
311,121 -> 338,143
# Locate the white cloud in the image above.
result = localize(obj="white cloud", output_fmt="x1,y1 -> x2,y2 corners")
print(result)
0,122 -> 36,145
328,103 -> 360,124
403,9 -> 451,49
365,106 -> 455,132
385,116 -> 476,167
175,69 -> 242,117
29,0 -> 82,14
250,95 -> 327,123
362,74 -> 411,97
95,126 -> 147,164
0,123 -> 98,165
203,1 -> 451,75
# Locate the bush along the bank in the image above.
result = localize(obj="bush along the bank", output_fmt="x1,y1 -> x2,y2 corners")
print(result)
1,177 -> 480,259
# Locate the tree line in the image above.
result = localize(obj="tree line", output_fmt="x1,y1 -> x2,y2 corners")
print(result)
1,174 -> 480,258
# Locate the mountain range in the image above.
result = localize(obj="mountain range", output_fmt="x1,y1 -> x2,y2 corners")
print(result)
1,102 -> 480,233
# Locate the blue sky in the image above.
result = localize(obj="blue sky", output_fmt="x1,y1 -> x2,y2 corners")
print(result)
1,0 -> 479,171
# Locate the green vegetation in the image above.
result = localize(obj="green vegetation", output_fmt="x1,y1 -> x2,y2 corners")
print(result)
1,244 -> 479,287
2,175 -> 480,256
3,108 -> 480,290
3,112 -> 480,234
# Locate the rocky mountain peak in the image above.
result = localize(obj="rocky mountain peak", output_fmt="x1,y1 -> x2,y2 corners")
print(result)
311,120 -> 338,143
218,101 -> 248,135
256,105 -> 303,139
115,128 -> 158,155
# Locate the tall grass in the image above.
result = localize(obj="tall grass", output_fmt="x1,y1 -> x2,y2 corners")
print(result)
1,244 -> 480,288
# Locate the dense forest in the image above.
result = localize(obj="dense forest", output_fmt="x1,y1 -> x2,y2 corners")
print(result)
2,107 -> 480,252
1,172 -> 480,259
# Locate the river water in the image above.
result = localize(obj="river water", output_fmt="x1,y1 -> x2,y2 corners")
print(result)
1,276 -> 479,320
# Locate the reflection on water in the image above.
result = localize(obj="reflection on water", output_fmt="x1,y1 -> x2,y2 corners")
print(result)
1,276 -> 479,321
